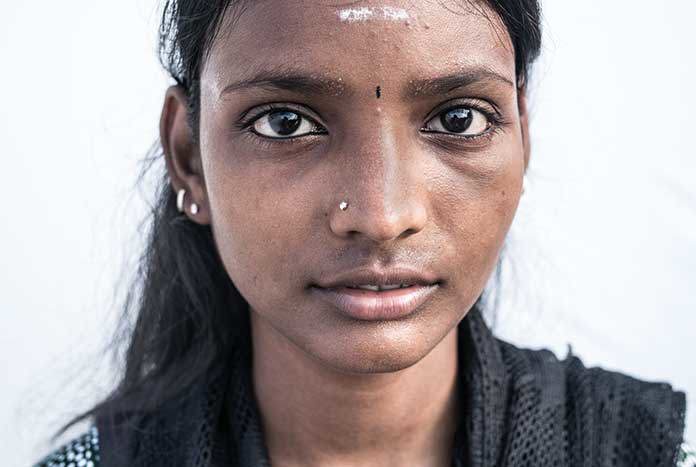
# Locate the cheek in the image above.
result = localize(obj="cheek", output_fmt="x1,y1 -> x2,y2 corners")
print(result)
434,142 -> 523,296
201,148 -> 314,308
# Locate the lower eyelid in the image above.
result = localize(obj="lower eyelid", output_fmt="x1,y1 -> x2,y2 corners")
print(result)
244,127 -> 327,145
257,132 -> 327,141
421,124 -> 501,142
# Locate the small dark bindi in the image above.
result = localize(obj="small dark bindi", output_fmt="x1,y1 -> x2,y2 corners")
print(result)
376,85 -> 381,99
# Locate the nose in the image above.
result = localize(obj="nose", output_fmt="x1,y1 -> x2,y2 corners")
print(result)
328,122 -> 428,243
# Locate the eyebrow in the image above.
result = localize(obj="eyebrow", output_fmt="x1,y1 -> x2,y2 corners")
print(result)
220,68 -> 350,98
405,68 -> 515,98
219,66 -> 514,99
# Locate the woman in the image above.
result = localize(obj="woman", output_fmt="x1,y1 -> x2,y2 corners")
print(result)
35,1 -> 693,466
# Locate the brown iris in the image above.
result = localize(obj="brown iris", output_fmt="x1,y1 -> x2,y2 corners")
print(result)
268,110 -> 302,136
440,108 -> 473,133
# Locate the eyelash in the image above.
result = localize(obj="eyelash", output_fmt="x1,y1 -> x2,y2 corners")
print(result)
235,100 -> 505,144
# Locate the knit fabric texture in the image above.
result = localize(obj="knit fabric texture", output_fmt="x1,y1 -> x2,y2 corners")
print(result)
36,307 -> 687,466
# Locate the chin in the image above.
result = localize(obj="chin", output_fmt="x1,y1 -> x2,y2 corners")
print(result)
328,351 -> 425,375
300,322 -> 447,375
323,351 -> 429,375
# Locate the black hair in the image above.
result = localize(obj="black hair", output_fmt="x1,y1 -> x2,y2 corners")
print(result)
62,0 -> 542,434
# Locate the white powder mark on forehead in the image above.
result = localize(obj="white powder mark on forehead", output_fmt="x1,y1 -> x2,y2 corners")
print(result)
338,7 -> 374,22
337,6 -> 411,23
380,6 -> 410,21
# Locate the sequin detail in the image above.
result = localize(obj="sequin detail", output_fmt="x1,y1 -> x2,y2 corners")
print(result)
34,426 -> 100,467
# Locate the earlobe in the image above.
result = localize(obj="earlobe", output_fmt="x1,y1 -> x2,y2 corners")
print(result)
160,85 -> 210,224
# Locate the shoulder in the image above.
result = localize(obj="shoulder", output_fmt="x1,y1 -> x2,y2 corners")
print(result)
497,340 -> 687,464
31,428 -> 696,467
33,427 -> 100,467
499,340 -> 687,415
32,409 -> 693,467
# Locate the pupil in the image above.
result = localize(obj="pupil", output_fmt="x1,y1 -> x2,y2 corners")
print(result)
268,111 -> 301,136
441,108 -> 473,133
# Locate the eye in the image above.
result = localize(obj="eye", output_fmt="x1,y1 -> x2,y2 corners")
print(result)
251,109 -> 324,139
423,106 -> 491,136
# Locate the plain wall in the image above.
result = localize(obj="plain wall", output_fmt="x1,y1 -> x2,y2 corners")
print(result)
1,1 -> 694,465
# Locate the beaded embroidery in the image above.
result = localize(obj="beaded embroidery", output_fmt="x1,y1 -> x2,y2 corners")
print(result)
679,442 -> 696,467
34,427 -> 100,467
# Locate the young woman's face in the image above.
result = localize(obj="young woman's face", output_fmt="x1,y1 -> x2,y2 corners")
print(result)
189,0 -> 528,373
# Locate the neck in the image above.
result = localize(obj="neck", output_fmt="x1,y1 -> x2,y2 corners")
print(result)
250,314 -> 460,467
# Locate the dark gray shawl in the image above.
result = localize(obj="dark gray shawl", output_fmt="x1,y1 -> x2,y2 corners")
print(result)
97,307 -> 686,466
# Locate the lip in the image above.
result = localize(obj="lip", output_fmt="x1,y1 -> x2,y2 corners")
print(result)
311,284 -> 439,321
310,266 -> 441,321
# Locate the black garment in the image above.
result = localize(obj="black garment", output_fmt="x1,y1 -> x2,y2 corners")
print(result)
85,307 -> 687,466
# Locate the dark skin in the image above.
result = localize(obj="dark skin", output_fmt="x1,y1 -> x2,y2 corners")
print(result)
161,1 -> 529,465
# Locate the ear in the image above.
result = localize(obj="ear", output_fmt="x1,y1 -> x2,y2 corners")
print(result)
517,87 -> 531,173
160,85 -> 210,225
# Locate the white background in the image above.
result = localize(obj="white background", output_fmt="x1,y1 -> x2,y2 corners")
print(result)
1,1 -> 694,465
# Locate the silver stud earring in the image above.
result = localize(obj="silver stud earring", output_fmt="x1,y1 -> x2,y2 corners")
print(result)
190,203 -> 199,215
339,200 -> 349,211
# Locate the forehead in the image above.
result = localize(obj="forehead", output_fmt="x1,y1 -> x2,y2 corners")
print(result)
203,0 -> 515,94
